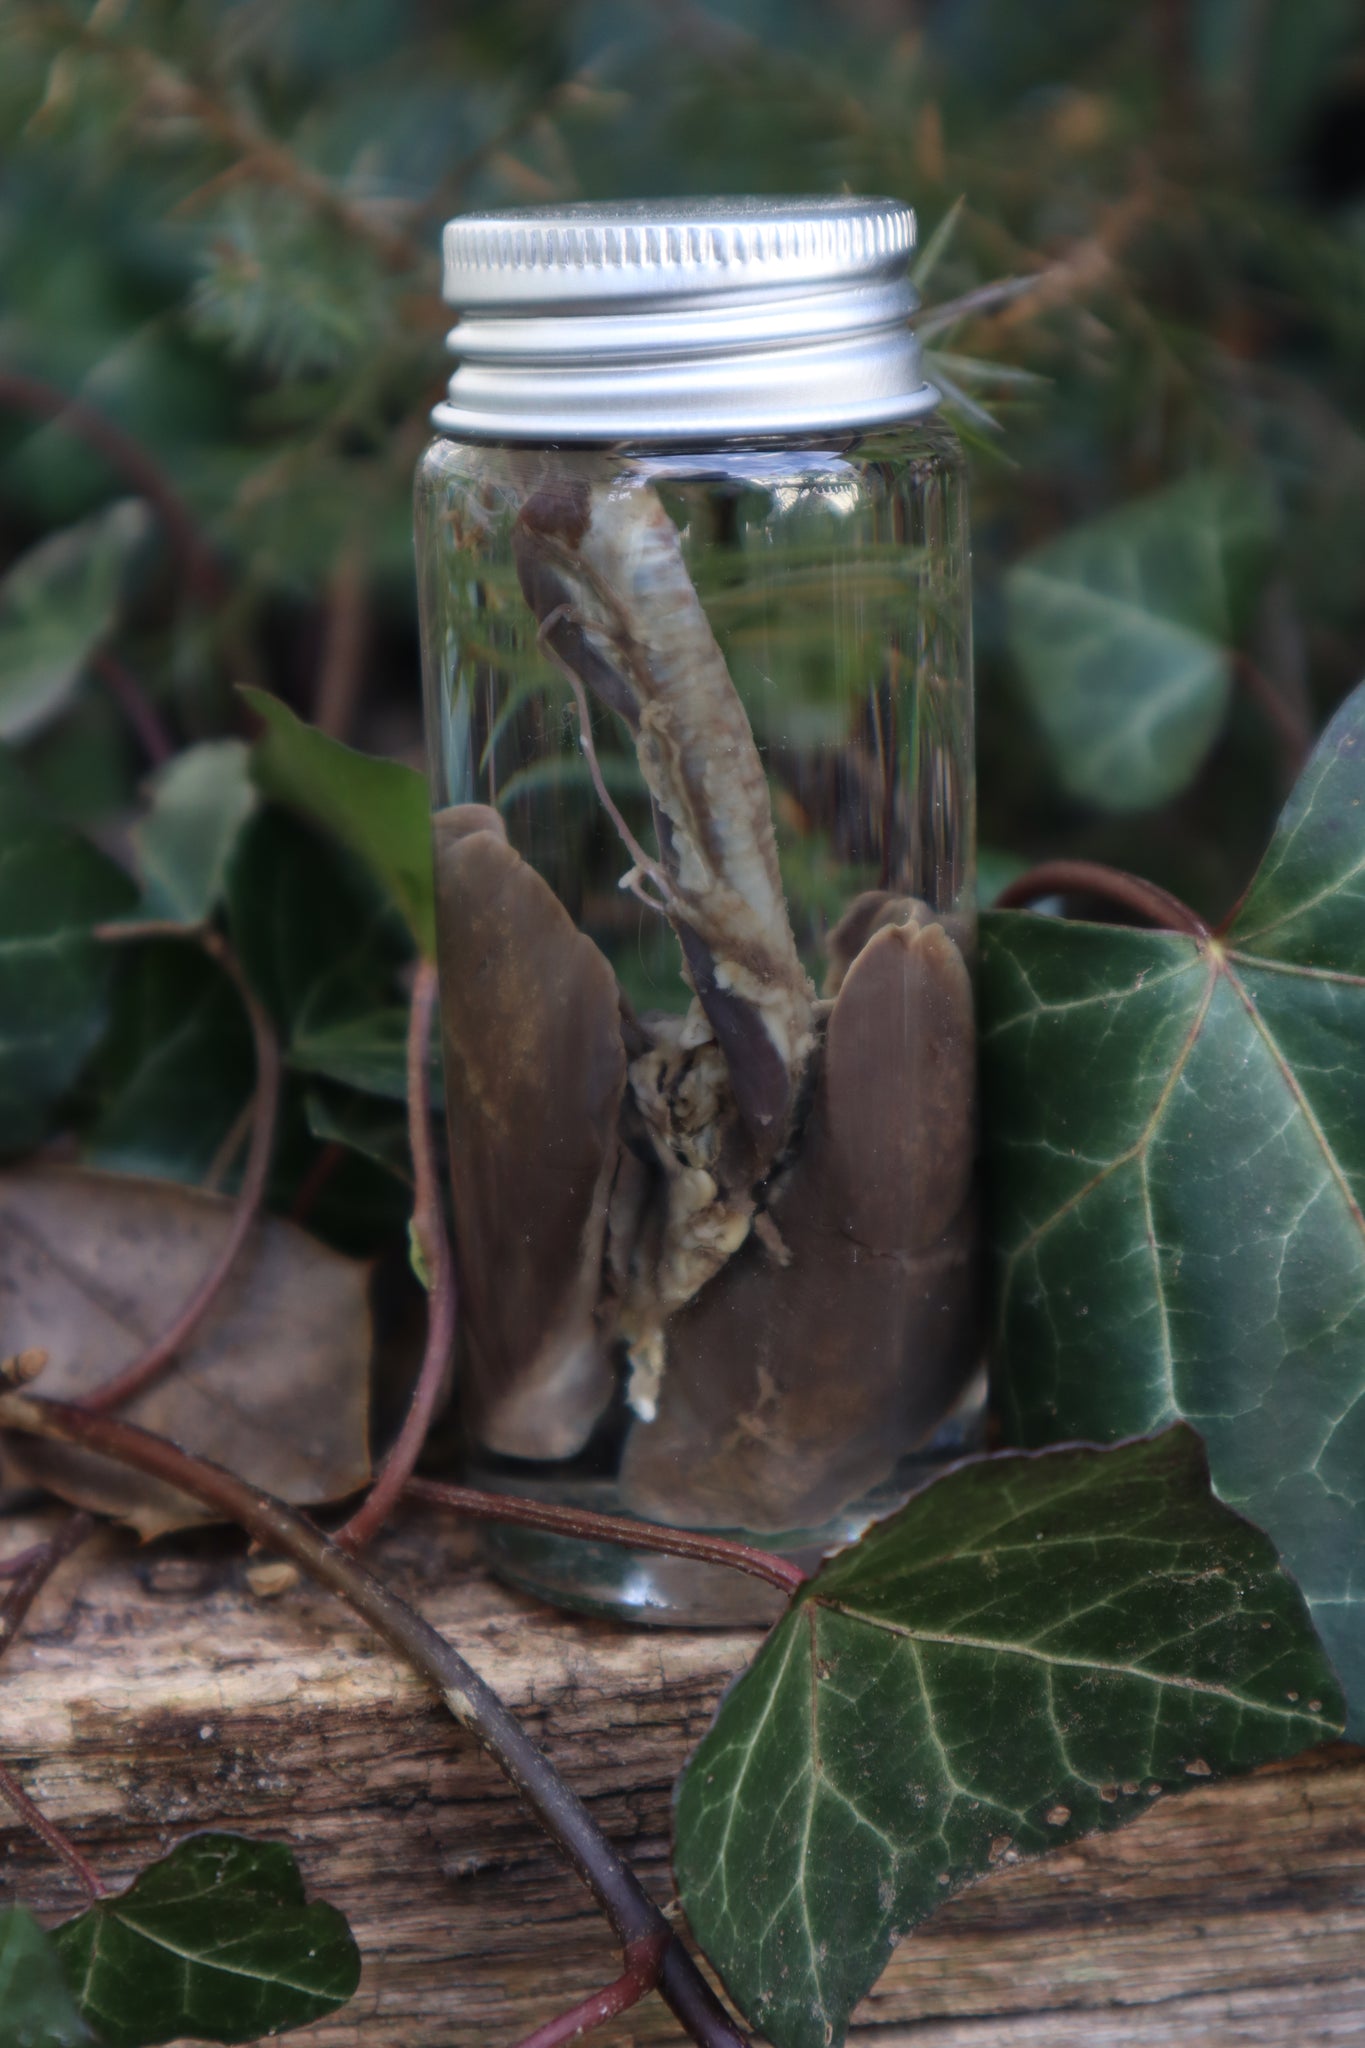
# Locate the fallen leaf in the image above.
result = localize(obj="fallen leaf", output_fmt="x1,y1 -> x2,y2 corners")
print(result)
674,1429 -> 1341,2048
0,1164 -> 371,1535
52,1834 -> 359,2047
982,678 -> 1365,1733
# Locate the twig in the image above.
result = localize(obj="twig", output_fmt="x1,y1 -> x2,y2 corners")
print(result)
0,1760 -> 106,1904
0,1514 -> 96,1663
85,925 -> 281,1412
438,71 -> 605,214
0,370 -> 223,607
514,1930 -> 670,2048
98,36 -> 425,269
912,274 -> 1044,339
406,1479 -> 807,1598
335,962 -> 454,1555
0,1392 -> 749,2048
92,649 -> 174,765
314,538 -> 370,741
0,1545 -> 46,1581
200,1094 -> 255,1197
994,860 -> 1211,941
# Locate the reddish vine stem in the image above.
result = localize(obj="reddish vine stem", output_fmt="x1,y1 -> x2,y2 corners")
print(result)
0,1760 -> 106,1904
514,1930 -> 671,2048
994,859 -> 1211,940
0,1393 -> 749,2048
92,649 -> 175,765
0,371 -> 224,607
337,961 -> 455,1555
86,924 -> 282,1413
0,1513 -> 96,1663
0,1545 -> 46,1581
406,1478 -> 808,1598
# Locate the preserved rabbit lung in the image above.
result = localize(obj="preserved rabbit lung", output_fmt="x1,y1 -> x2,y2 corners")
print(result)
431,467 -> 978,1529
432,803 -> 624,1460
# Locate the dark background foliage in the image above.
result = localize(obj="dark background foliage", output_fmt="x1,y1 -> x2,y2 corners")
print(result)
2,0 -> 1365,1196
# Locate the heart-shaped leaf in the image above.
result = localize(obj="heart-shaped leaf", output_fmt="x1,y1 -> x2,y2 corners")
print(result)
52,1834 -> 359,2047
982,679 -> 1365,1732
0,1164 -> 372,1535
0,751 -> 137,1155
0,1908 -> 97,2048
0,501 -> 149,744
674,1429 -> 1341,2048
129,741 -> 257,926
226,807 -> 412,1043
1005,473 -> 1271,811
242,688 -> 434,956
288,1009 -> 419,1099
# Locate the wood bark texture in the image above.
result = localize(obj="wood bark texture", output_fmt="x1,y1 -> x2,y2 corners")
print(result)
0,1513 -> 1361,2047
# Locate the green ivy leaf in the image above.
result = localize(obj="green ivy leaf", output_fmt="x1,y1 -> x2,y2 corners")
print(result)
1005,473 -> 1272,811
0,1907 -> 98,2048
288,1008 -> 411,1097
0,501 -> 149,744
81,940 -> 253,1183
129,741 -> 257,925
0,750 -> 136,1155
241,689 -> 434,956
982,679 -> 1365,1733
52,1834 -> 359,2048
226,808 -> 411,1048
674,1429 -> 1341,2048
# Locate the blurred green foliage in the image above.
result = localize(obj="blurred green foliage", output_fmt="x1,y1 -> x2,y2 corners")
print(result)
1,0 -> 1363,1188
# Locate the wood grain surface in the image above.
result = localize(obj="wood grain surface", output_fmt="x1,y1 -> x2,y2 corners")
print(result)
1,1510 -> 1361,2046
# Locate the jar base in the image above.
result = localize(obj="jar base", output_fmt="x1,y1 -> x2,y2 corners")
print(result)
470,1370 -> 987,1628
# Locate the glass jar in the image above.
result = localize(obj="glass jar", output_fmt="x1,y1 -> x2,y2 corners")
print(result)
416,198 -> 979,1623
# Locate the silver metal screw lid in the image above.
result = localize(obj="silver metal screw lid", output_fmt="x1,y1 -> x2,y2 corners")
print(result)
433,195 -> 936,443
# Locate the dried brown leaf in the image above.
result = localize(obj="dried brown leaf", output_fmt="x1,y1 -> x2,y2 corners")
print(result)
0,1165 -> 372,1535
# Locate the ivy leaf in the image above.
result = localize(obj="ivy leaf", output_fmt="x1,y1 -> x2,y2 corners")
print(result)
1005,473 -> 1271,811
0,1908 -> 98,2048
226,807 -> 411,1047
129,741 -> 257,925
0,751 -> 136,1155
288,1008 -> 412,1098
52,1834 -> 359,2048
81,940 -> 254,1183
674,1429 -> 1341,2048
982,679 -> 1365,1734
0,501 -> 149,744
241,688 -> 434,956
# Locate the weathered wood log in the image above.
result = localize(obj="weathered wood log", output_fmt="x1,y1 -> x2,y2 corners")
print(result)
1,1510 -> 1362,2046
